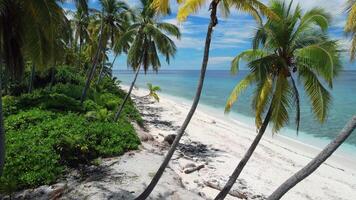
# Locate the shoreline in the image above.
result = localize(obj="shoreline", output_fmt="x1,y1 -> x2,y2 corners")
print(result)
123,84 -> 356,199
136,83 -> 356,165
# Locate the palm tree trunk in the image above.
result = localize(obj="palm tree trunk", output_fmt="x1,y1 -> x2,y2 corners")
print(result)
0,61 -> 5,176
135,1 -> 220,199
80,9 -> 104,104
114,65 -> 141,121
28,64 -> 35,93
267,116 -> 356,200
96,57 -> 106,85
77,38 -> 82,68
214,105 -> 273,200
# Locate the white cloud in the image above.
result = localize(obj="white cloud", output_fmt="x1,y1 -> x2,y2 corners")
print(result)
208,56 -> 234,65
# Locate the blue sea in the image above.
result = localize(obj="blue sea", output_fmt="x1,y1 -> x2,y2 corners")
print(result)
113,70 -> 356,156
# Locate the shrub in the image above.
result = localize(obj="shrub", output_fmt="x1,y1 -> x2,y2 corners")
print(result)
54,66 -> 85,85
0,110 -> 140,193
2,96 -> 17,116
83,99 -> 102,112
41,93 -> 83,112
50,83 -> 83,100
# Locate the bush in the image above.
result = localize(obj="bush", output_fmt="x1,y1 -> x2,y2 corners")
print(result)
42,93 -> 83,112
2,96 -> 17,116
54,66 -> 85,85
83,99 -> 102,112
0,110 -> 140,193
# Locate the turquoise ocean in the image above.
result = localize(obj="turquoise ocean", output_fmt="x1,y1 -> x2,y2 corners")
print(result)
113,70 -> 356,156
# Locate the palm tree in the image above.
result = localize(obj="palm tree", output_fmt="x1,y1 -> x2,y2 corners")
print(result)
0,0 -> 69,176
147,83 -> 161,102
80,0 -> 132,103
113,0 -> 180,121
71,7 -> 90,68
345,0 -> 356,60
135,0 -> 275,199
216,1 -> 342,199
267,116 -> 356,200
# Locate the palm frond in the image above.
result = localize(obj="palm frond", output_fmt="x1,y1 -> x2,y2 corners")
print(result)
225,73 -> 255,113
299,65 -> 331,123
231,49 -> 267,75
177,0 -> 206,22
270,74 -> 292,133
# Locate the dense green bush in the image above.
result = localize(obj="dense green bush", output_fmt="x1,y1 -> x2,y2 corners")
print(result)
0,65 -> 144,194
42,93 -> 83,112
0,110 -> 140,193
53,65 -> 85,85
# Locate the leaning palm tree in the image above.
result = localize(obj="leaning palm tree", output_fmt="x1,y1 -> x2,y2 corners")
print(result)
267,116 -> 356,200
0,0 -> 69,176
80,0 -> 133,103
147,83 -> 161,102
216,1 -> 342,199
135,0 -> 275,199
345,0 -> 356,60
113,0 -> 180,121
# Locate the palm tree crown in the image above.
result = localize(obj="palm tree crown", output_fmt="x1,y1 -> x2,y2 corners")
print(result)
116,0 -> 181,72
226,0 -> 342,133
345,0 -> 356,60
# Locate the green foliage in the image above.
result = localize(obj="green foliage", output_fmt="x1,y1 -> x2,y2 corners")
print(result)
54,66 -> 85,85
42,93 -> 83,112
0,110 -> 140,193
226,0 -> 341,133
51,83 -> 84,100
1,65 -> 143,193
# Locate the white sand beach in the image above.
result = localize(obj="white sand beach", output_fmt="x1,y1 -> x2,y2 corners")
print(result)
6,85 -> 356,200
126,85 -> 356,200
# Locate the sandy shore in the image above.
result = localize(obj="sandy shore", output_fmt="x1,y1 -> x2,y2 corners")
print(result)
127,85 -> 356,200
4,85 -> 356,200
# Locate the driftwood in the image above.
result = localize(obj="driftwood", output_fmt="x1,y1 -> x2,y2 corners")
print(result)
204,181 -> 247,199
184,164 -> 205,174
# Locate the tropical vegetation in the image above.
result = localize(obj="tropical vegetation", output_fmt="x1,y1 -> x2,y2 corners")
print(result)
345,0 -> 356,60
113,0 -> 180,121
147,83 -> 161,102
218,0 -> 342,199
0,0 -> 354,199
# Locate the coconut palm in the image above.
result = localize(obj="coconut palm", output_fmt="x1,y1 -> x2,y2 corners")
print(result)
80,0 -> 133,103
345,0 -> 356,60
217,1 -> 342,199
135,0 -> 275,199
113,0 -> 180,121
71,7 -> 90,68
267,116 -> 356,200
147,83 -> 161,102
0,0 -> 69,176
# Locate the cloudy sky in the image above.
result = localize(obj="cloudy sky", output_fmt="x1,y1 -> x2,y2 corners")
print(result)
62,0 -> 356,70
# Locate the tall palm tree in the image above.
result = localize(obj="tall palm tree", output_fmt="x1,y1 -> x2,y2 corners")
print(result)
216,1 -> 342,199
345,0 -> 356,60
0,0 -> 69,176
80,0 -> 132,103
113,0 -> 180,121
135,0 -> 275,199
267,116 -> 356,200
71,7 -> 90,68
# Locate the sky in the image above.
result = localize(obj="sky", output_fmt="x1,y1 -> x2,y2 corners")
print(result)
62,0 -> 356,70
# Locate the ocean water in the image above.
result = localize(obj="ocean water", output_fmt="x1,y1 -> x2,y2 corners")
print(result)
113,70 -> 356,155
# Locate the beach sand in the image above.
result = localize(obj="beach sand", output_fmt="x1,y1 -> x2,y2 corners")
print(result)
127,85 -> 356,200
5,85 -> 355,200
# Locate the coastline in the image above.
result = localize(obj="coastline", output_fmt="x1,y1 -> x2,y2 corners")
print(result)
137,84 -> 356,168
123,84 -> 356,200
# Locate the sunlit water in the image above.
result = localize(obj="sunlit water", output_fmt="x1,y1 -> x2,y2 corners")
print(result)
113,70 -> 356,157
